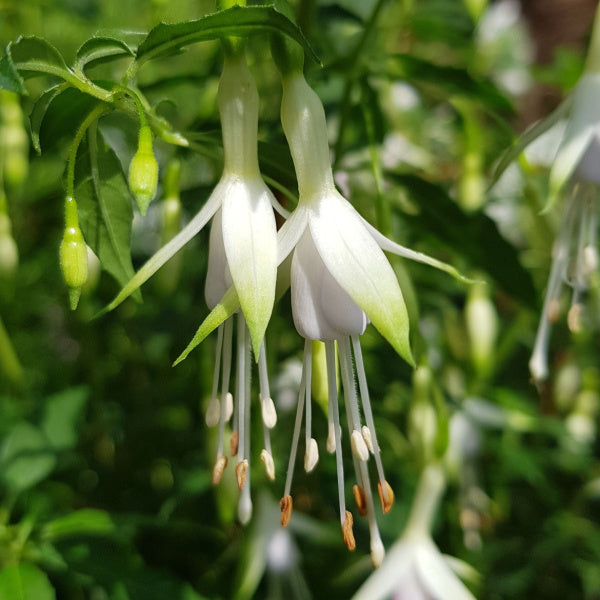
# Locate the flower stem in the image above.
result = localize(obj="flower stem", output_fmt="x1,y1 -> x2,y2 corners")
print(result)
585,4 -> 600,74
404,463 -> 446,538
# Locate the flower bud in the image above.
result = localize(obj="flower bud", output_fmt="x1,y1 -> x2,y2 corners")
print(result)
0,92 -> 29,189
465,281 -> 498,377
60,221 -> 88,310
0,213 -> 18,279
128,125 -> 158,216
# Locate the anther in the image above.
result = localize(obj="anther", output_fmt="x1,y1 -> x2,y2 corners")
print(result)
361,425 -> 374,454
260,394 -> 277,429
260,449 -> 275,480
547,299 -> 561,323
235,459 -> 248,490
212,455 -> 228,485
205,398 -> 220,427
224,392 -> 234,421
304,437 -> 319,472
230,431 -> 239,456
568,303 -> 583,332
353,484 -> 368,517
351,430 -> 369,462
327,421 -> 336,453
371,536 -> 385,568
377,480 -> 395,513
342,511 -> 356,551
280,494 -> 293,527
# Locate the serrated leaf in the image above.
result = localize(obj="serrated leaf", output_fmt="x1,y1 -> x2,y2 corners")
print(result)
0,422 -> 56,493
76,131 -> 138,296
75,37 -> 134,76
41,386 -> 89,451
390,174 -> 537,308
29,84 -> 67,153
491,97 -> 572,186
0,564 -> 56,600
136,6 -> 318,64
0,46 -> 25,94
1,36 -> 71,85
42,509 -> 117,541
173,287 -> 240,366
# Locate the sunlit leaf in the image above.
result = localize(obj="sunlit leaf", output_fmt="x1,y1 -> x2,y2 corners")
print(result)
0,564 -> 56,600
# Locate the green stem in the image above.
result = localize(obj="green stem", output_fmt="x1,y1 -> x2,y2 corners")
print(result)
332,0 -> 388,167
0,313 -> 23,385
585,4 -> 600,74
65,104 -> 109,199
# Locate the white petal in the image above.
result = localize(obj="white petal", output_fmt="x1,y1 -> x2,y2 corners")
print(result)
291,229 -> 365,340
574,125 -> 600,184
205,207 -> 232,309
309,193 -> 413,364
416,540 -> 476,600
222,177 -> 278,353
277,205 -> 308,264
351,539 -> 414,600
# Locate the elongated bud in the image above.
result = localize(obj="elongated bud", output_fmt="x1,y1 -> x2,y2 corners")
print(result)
60,196 -> 88,310
128,125 -> 158,216
465,281 -> 498,377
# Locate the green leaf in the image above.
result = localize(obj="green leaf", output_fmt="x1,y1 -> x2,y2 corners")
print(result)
42,509 -> 117,542
41,386 -> 89,451
390,174 -> 537,308
173,287 -> 240,366
0,36 -> 71,89
136,6 -> 318,64
0,422 -> 56,493
0,564 -> 56,600
29,84 -> 68,154
491,97 -> 572,186
75,37 -> 135,76
76,129 -> 139,296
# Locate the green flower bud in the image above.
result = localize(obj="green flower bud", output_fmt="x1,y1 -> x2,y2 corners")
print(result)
128,125 -> 158,216
0,93 -> 29,189
465,281 -> 498,377
60,211 -> 88,310
0,214 -> 18,279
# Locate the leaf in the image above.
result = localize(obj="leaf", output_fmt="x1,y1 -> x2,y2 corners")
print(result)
41,386 -> 89,451
42,509 -> 117,542
0,564 -> 56,600
76,130 -> 138,295
75,37 -> 135,76
173,287 -> 240,366
29,84 -> 67,154
380,54 -> 513,112
491,97 -> 572,186
389,174 -> 537,308
136,6 -> 318,64
0,36 -> 72,93
0,422 -> 56,493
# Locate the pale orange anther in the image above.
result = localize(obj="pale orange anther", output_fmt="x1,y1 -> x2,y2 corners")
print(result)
353,484 -> 368,517
280,494 -> 293,527
230,431 -> 239,456
343,510 -> 356,551
212,455 -> 228,485
235,459 -> 248,490
377,480 -> 395,514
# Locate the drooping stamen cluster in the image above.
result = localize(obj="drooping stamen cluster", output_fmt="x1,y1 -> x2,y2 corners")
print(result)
530,181 -> 599,383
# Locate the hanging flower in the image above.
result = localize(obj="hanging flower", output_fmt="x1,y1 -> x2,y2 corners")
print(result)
105,48 -> 281,523
352,465 -> 476,600
273,67 -> 467,565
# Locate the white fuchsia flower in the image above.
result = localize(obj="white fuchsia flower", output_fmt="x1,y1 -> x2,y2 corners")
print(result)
273,67 -> 467,564
105,49 -> 282,523
352,464 -> 476,600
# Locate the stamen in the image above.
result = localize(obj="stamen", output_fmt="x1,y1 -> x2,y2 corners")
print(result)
258,341 -> 277,429
361,425 -> 374,454
260,395 -> 277,429
351,430 -> 369,461
283,361 -> 306,498
325,341 -> 347,527
280,494 -> 293,527
377,480 -> 395,514
327,420 -> 336,453
352,335 -> 390,507
260,449 -> 275,480
357,459 -> 386,568
236,314 -> 247,462
235,459 -> 248,490
212,455 -> 228,485
353,484 -> 368,517
303,340 -> 318,472
217,319 -> 234,457
230,431 -> 239,456
224,392 -> 233,422
342,510 -> 356,551
568,303 -> 583,332
207,324 -> 225,427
